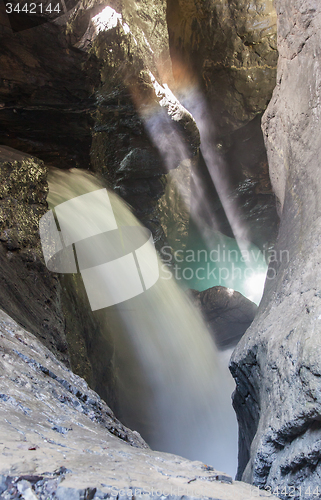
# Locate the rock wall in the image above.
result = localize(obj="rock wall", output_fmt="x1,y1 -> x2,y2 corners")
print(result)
0,146 -> 118,410
0,0 -> 285,481
230,1 -> 321,496
67,0 -> 200,247
0,13 -> 98,169
0,0 -> 199,247
216,115 -> 279,253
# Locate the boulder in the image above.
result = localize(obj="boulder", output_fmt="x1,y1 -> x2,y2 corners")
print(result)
188,286 -> 257,350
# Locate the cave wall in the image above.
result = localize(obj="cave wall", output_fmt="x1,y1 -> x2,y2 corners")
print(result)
67,0 -> 200,247
210,114 -> 279,252
0,0 -> 200,247
0,145 -> 119,410
0,13 -> 98,169
230,1 -> 321,495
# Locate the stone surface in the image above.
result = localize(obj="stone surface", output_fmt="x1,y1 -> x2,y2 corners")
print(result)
188,115 -> 279,254
0,0 -> 279,255
0,308 -> 279,500
157,160 -> 191,252
0,0 -> 198,248
188,286 -> 257,350
166,0 -> 279,253
60,273 -> 118,412
230,1 -> 321,496
0,0 -> 277,253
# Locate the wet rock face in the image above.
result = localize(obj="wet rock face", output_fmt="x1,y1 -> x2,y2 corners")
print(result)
157,160 -> 191,252
0,146 -> 69,364
0,0 -> 196,410
0,0 -> 277,253
0,0 -> 281,466
221,116 -> 279,253
0,0 -> 198,247
230,1 -> 321,494
0,0 -> 198,402
0,147 -> 48,251
0,308 -> 279,500
167,0 -> 278,133
188,286 -> 257,350
60,273 -> 118,412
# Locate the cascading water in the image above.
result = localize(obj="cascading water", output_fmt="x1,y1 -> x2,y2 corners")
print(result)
48,168 -> 238,476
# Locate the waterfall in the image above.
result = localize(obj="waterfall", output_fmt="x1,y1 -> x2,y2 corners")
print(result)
47,167 -> 238,476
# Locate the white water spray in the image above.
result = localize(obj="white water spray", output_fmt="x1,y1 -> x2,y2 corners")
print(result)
48,168 -> 238,476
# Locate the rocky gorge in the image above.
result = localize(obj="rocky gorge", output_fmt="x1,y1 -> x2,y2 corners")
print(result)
0,0 -> 320,498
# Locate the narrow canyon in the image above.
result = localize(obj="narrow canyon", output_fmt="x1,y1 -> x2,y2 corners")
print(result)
0,1 -> 319,499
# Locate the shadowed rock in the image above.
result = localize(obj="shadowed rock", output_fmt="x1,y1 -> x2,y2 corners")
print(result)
0,146 -> 70,364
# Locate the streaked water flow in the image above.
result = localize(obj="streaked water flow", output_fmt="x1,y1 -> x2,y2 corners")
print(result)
48,168 -> 238,476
